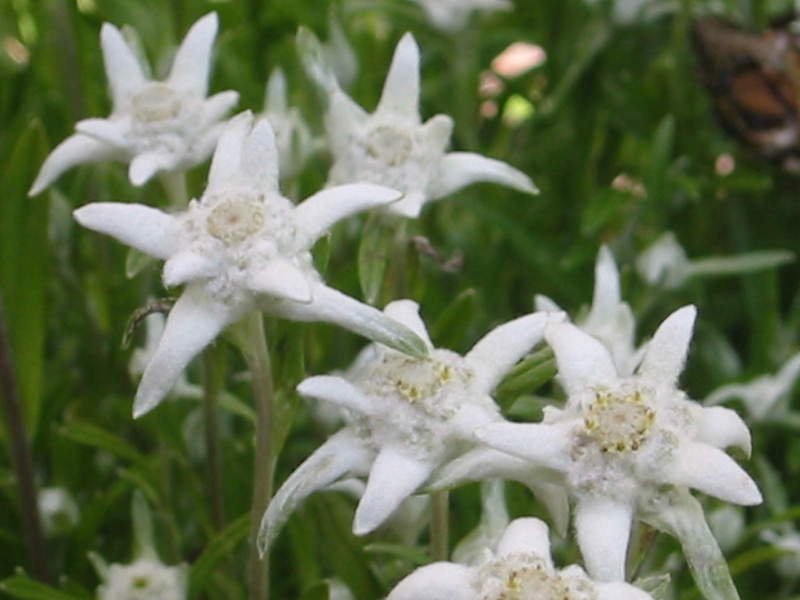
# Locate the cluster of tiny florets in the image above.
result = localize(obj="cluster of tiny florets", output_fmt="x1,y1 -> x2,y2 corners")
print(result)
475,552 -> 597,600
583,387 -> 655,454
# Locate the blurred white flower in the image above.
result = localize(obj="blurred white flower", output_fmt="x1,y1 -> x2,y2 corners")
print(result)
30,13 -> 238,195
298,30 -> 537,218
74,112 -> 427,418
91,492 -> 188,600
258,302 -> 566,552
464,306 -> 761,581
387,517 -> 653,600
451,480 -> 509,566
38,487 -> 79,536
762,528 -> 800,578
260,68 -> 316,181
637,232 -> 794,290
406,0 -> 512,32
536,245 -> 641,375
707,505 -> 745,553
704,351 -> 800,421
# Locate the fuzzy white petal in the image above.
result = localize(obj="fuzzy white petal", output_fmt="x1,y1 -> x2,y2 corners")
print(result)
376,33 -> 420,121
466,311 -> 559,393
383,300 -> 433,350
265,68 -> 288,113
258,429 -> 373,553
545,321 -> 618,395
100,23 -> 146,109
386,563 -> 474,600
207,111 -> 254,190
585,246 -> 621,325
201,91 -> 240,126
73,203 -> 179,259
29,134 -> 115,196
268,282 -> 429,358
248,259 -> 312,303
422,114 -> 454,153
475,421 -> 573,472
695,406 -> 751,456
534,294 -> 562,313
167,12 -> 218,96
663,442 -> 761,505
133,287 -> 235,418
129,151 -> 176,186
384,192 -> 426,218
433,152 -> 538,199
597,582 -> 653,600
297,375 -> 373,415
294,183 -> 402,247
497,517 -> 554,570
574,495 -> 633,582
75,118 -> 129,148
354,448 -> 434,535
638,305 -> 696,386
163,251 -> 218,287
242,118 -> 280,193
326,90 -> 368,150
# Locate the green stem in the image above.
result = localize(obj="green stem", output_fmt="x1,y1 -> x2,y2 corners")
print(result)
430,491 -> 449,562
236,313 -> 274,600
202,345 -> 226,530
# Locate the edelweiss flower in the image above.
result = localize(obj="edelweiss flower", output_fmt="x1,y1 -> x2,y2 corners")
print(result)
704,351 -> 800,421
298,30 -> 537,218
38,487 -> 79,536
536,246 -> 640,375
471,306 -> 761,581
90,493 -> 188,600
74,112 -> 427,418
261,68 -> 316,181
258,302 -> 566,552
387,517 -> 653,600
29,13 -> 238,195
406,0 -> 512,32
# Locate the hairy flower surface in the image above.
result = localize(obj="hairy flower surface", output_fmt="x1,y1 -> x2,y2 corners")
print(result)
30,13 -> 238,195
406,0 -> 512,32
258,303 -> 566,552
536,246 -> 640,375
387,518 -> 652,600
74,112 -> 427,418
299,30 -> 536,217
450,306 -> 760,581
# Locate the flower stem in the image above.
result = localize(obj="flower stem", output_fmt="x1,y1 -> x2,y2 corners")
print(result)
0,300 -> 51,583
158,171 -> 189,208
236,313 -> 274,600
430,490 -> 449,562
202,345 -> 226,530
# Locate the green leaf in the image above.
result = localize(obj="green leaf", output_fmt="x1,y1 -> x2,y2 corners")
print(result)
358,213 -> 394,306
0,118 -> 50,436
634,573 -> 671,599
686,250 -> 794,279
58,420 -> 147,466
0,572 -> 84,600
125,247 -> 156,279
645,114 -> 675,206
495,347 -> 556,400
430,288 -> 478,351
189,513 -> 250,598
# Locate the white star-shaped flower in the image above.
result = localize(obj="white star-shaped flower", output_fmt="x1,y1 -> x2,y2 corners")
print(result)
387,517 -> 653,600
536,245 -> 641,375
704,351 -> 800,421
74,112 -> 427,418
257,302 -> 566,553
260,68 -> 316,181
30,13 -> 238,195
449,306 -> 760,582
298,30 -> 537,218
406,0 -> 512,32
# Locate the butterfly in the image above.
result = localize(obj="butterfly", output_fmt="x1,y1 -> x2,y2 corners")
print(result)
691,15 -> 800,172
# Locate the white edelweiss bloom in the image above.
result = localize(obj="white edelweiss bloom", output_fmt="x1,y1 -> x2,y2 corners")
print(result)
29,13 -> 238,195
704,351 -> 800,421
74,112 -> 428,418
298,30 -> 537,218
260,68 -> 316,181
762,528 -> 800,578
405,0 -> 512,32
536,245 -> 641,375
257,302 -> 566,552
38,487 -> 79,536
387,517 -> 653,600
473,306 -> 761,581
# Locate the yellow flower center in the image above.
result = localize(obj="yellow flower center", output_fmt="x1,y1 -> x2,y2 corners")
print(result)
206,196 -> 265,245
132,84 -> 182,123
365,125 -> 413,167
477,555 -> 593,600
583,388 -> 655,453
